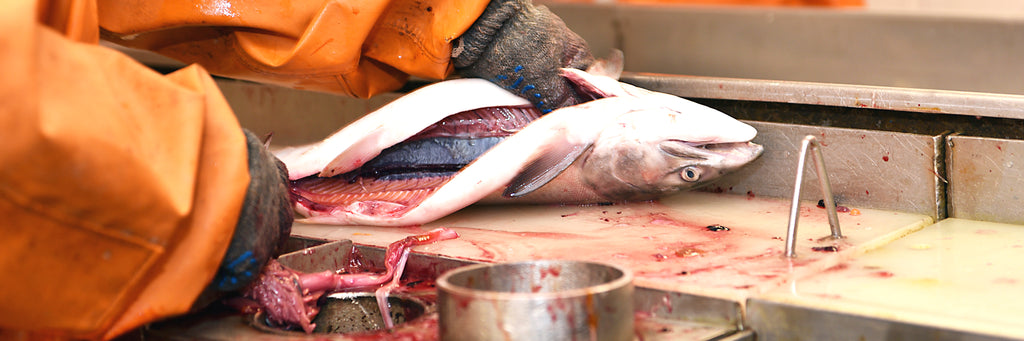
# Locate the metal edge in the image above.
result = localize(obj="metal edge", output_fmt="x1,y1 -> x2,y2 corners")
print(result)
621,73 -> 1024,120
746,297 -> 1016,341
633,286 -> 743,330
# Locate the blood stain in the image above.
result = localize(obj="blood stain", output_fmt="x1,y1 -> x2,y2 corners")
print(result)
812,245 -> 840,252
705,224 -> 730,232
872,271 -> 894,278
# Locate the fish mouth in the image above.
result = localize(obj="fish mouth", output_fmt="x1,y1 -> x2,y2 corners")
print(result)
660,140 -> 764,168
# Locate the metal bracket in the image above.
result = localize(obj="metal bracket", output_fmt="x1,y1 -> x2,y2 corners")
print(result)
785,135 -> 843,258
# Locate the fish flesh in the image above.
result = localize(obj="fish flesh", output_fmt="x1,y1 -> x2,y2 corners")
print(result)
242,228 -> 459,333
275,69 -> 763,227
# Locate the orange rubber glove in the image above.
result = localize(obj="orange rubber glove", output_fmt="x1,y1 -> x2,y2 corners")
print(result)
97,0 -> 491,98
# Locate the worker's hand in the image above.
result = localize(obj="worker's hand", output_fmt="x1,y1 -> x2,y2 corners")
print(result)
195,130 -> 295,308
452,0 -> 594,113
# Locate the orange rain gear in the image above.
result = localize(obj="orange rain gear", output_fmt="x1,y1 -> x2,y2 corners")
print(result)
1,0 -> 487,339
98,0 -> 491,98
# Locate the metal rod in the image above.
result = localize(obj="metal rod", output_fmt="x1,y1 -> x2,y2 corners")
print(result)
785,135 -> 843,258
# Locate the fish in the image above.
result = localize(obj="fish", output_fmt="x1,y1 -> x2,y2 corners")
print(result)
274,66 -> 763,227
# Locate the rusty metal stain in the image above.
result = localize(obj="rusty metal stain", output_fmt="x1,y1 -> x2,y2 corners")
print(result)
947,135 -> 1024,224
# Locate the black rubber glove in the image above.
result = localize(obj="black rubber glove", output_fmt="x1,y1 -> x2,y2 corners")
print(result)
452,0 -> 595,113
193,129 -> 294,309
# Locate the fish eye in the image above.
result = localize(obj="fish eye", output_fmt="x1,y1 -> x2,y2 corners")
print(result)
680,166 -> 702,182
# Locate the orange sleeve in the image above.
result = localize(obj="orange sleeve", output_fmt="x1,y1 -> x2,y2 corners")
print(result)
1,1 -> 249,339
557,0 -> 862,5
97,0 -> 492,98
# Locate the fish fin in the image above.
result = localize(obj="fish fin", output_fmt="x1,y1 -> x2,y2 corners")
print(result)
560,67 -> 630,100
261,132 -> 274,148
503,142 -> 591,198
585,49 -> 624,80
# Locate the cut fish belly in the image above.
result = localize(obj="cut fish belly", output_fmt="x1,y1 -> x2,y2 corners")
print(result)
289,105 -> 542,220
291,175 -> 452,216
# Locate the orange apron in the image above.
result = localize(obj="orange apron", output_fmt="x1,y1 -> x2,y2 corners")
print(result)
0,0 -> 487,339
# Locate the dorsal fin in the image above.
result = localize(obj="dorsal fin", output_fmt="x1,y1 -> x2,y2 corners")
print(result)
586,49 -> 624,80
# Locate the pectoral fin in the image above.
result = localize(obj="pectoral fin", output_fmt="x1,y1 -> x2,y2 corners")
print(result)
503,142 -> 591,197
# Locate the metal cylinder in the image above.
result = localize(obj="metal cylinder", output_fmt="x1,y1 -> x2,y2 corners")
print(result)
437,260 -> 635,341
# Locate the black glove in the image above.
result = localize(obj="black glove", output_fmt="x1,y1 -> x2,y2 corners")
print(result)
193,129 -> 294,309
452,0 -> 594,113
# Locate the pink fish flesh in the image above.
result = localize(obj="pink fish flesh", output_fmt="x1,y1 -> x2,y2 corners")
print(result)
243,228 -> 460,333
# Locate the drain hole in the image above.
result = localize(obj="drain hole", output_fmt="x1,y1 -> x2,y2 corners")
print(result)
314,293 -> 425,334
251,293 -> 427,335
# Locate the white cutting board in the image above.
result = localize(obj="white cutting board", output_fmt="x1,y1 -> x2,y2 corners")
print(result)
292,191 -> 933,303
755,217 -> 1024,339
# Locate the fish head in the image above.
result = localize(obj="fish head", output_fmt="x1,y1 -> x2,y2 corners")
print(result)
581,96 -> 763,200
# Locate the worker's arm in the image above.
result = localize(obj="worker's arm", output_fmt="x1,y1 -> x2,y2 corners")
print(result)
2,0 -> 595,339
97,0 -> 492,98
96,0 -> 595,111
1,1 -> 291,340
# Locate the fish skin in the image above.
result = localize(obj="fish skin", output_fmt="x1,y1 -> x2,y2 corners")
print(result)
273,78 -> 531,180
279,67 -> 762,226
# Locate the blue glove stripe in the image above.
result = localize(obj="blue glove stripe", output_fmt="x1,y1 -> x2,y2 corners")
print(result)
490,65 -> 552,113
216,250 -> 257,290
509,76 -> 524,89
226,250 -> 255,269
